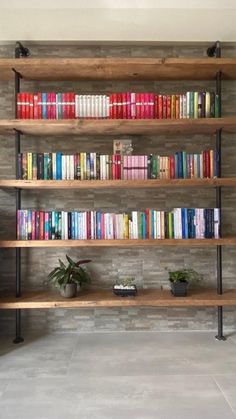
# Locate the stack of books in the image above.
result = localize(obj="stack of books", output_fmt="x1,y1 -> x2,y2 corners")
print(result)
17,208 -> 220,240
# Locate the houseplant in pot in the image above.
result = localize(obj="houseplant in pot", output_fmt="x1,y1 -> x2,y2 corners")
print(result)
47,255 -> 91,298
167,268 -> 203,297
113,277 -> 137,297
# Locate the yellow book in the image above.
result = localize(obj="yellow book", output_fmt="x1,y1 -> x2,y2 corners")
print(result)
80,153 -> 84,180
27,152 -> 32,180
205,92 -> 210,118
171,95 -> 176,118
194,92 -> 198,118
210,150 -> 214,178
124,214 -> 129,239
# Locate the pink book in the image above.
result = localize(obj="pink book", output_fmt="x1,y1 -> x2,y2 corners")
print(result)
33,94 -> 38,119
45,212 -> 49,240
32,211 -> 36,240
71,93 -> 76,118
101,213 -> 105,239
123,155 -> 127,180
47,93 -> 51,120
134,155 -> 139,180
140,94 -> 145,119
17,210 -> 20,239
144,93 -> 149,119
144,155 -> 148,179
126,92 -> 131,119
131,93 -> 136,119
127,156 -> 131,180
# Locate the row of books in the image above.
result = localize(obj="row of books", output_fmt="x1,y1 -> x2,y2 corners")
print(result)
16,91 -> 220,120
17,208 -> 220,240
18,150 -> 218,181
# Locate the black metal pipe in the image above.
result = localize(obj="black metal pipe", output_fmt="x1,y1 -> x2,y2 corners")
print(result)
13,48 -> 24,344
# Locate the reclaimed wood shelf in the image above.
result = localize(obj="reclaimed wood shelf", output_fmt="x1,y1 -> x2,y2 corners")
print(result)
1,178 -> 236,190
0,118 -> 236,137
1,58 -> 236,81
0,288 -> 236,309
1,238 -> 236,248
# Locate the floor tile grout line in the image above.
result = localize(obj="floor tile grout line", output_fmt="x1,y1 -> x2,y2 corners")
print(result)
212,375 -> 236,417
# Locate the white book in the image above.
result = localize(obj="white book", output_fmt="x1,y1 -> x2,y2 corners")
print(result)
61,211 -> 65,240
64,212 -> 68,240
82,95 -> 86,119
214,208 -> 220,239
156,211 -> 161,239
94,95 -> 99,119
61,155 -> 66,180
70,155 -> 74,180
106,96 -> 110,118
154,210 -> 157,239
179,95 -> 183,119
91,95 -> 95,118
183,94 -> 187,118
98,95 -> 103,118
86,95 -> 91,118
75,94 -> 79,118
186,92 -> 190,119
52,152 -> 57,180
51,211 -> 55,240
65,155 -> 69,180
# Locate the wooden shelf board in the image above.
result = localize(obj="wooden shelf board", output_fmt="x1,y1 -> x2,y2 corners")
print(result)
0,288 -> 236,309
1,58 -> 236,81
0,178 -> 236,190
0,238 -> 236,248
0,118 -> 236,136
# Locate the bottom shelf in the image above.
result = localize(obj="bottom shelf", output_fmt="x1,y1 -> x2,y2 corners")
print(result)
1,288 -> 236,309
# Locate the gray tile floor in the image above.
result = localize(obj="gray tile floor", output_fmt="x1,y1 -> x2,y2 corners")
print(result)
0,332 -> 236,419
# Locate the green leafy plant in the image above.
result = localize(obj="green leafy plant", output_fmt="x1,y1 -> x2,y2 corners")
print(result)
167,268 -> 203,284
47,255 -> 92,290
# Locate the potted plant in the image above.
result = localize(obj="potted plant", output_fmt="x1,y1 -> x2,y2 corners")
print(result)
167,268 -> 203,297
113,277 -> 137,297
47,255 -> 92,298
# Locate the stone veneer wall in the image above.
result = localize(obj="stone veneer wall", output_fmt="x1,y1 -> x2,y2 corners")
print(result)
0,42 -> 236,334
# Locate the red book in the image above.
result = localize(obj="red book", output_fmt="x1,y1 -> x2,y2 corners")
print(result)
117,155 -> 121,179
17,93 -> 21,118
163,95 -> 167,119
140,93 -> 145,119
135,93 -> 141,119
170,155 -> 175,179
158,95 -> 163,119
167,95 -> 171,119
117,93 -> 122,119
71,93 -> 75,119
25,93 -> 30,118
126,92 -> 131,119
122,92 -> 127,119
37,93 -> 42,119
33,94 -> 38,119
62,93 -> 66,119
112,154 -> 116,180
86,212 -> 91,239
175,95 -> 180,119
29,93 -> 34,119
205,150 -> 210,178
39,211 -> 45,240
21,93 -> 26,119
144,93 -> 149,119
113,93 -> 118,119
50,92 -> 56,119
149,93 -> 154,119
154,95 -> 158,119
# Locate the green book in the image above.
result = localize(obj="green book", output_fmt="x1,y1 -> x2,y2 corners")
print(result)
182,151 -> 187,179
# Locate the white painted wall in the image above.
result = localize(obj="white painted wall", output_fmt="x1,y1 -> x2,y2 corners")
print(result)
0,1 -> 236,41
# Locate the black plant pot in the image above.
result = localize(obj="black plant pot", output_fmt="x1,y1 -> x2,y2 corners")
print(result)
113,284 -> 137,297
170,281 -> 188,297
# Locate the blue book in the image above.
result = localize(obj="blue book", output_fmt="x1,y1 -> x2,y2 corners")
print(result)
151,210 -> 155,239
142,212 -> 146,239
71,212 -> 75,239
97,211 -> 101,239
192,208 -> 196,238
56,152 -> 62,180
187,209 -> 192,238
45,212 -> 49,238
42,93 -> 47,119
74,211 -> 78,239
197,154 -> 201,178
27,209 -> 32,240
174,153 -> 178,179
178,152 -> 183,179
181,208 -> 188,239
214,151 -> 218,177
